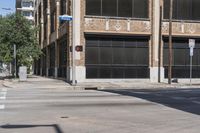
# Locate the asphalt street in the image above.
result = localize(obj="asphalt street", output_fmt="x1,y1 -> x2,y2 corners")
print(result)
0,80 -> 200,133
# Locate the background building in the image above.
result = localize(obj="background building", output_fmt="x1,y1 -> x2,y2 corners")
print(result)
16,0 -> 35,24
34,0 -> 200,83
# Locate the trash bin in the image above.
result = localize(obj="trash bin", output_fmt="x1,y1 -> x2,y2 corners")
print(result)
19,66 -> 27,81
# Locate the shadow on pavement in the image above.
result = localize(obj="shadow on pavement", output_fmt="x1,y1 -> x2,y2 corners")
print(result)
0,76 -> 13,80
101,88 -> 200,116
1,124 -> 64,133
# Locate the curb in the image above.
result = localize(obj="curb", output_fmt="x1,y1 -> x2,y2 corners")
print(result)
2,80 -> 14,88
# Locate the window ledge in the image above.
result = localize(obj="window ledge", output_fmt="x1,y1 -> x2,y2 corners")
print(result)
163,19 -> 200,24
84,15 -> 150,21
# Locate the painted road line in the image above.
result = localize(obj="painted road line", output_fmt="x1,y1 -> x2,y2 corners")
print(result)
0,92 -> 7,100
0,105 -> 5,110
193,101 -> 200,105
0,88 -> 7,110
1,88 -> 7,92
171,96 -> 185,100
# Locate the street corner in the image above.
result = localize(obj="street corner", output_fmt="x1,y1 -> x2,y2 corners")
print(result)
2,80 -> 14,88
2,79 -> 20,88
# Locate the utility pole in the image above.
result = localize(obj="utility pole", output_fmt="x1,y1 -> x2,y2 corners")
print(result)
72,0 -> 76,86
168,0 -> 173,84
158,5 -> 163,83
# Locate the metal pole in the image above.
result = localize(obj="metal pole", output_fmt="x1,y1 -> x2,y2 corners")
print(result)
158,6 -> 163,83
190,55 -> 192,86
72,0 -> 76,86
14,44 -> 17,79
168,0 -> 173,84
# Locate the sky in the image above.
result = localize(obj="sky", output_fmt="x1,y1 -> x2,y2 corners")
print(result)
0,0 -> 15,16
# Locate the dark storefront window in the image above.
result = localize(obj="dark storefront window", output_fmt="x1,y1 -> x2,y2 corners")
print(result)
58,40 -> 67,78
50,11 -> 56,33
61,0 -> 66,15
43,0 -> 47,10
49,43 -> 55,76
86,36 -> 149,79
60,0 -> 67,15
102,0 -> 117,16
42,48 -> 46,76
164,38 -> 200,78
164,0 -> 200,20
44,22 -> 47,40
86,0 -> 101,16
86,0 -> 148,18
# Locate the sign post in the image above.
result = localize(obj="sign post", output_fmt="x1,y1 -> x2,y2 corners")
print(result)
14,44 -> 17,79
189,39 -> 195,86
59,14 -> 76,86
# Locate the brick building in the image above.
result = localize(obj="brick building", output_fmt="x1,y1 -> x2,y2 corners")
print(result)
34,0 -> 200,83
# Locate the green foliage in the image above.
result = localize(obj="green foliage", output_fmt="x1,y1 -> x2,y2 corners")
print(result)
0,13 -> 42,67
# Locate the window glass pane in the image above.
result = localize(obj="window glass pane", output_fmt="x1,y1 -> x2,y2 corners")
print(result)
124,40 -> 137,64
112,39 -> 124,64
125,67 -> 137,78
23,11 -> 31,16
60,0 -> 66,15
176,0 -> 191,20
86,38 -> 99,65
136,39 -> 149,65
133,0 -> 148,18
99,67 -> 112,78
102,0 -> 117,16
163,0 -> 169,19
164,0 -> 200,20
86,47 -> 99,64
193,48 -> 198,65
86,37 -> 99,47
192,0 -> 200,20
86,67 -> 98,78
59,41 -> 67,66
86,0 -> 101,16
163,0 -> 178,19
118,0 -> 132,17
173,48 -> 186,65
49,44 -> 55,68
112,67 -> 124,78
137,48 -> 149,65
99,39 -> 112,64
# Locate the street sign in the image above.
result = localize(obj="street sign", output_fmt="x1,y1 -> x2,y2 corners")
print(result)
59,15 -> 73,21
189,39 -> 195,57
189,39 -> 195,48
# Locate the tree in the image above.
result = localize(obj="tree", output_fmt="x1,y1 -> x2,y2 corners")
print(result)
0,13 -> 42,71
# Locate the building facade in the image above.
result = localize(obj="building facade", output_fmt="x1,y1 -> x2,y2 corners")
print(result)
16,0 -> 35,23
34,0 -> 200,83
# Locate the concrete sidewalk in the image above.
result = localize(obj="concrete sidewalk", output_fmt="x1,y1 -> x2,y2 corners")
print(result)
2,75 -> 200,90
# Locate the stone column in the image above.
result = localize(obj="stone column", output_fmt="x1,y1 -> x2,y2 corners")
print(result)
54,0 -> 60,78
73,0 -> 86,82
46,0 -> 51,77
150,0 -> 164,82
